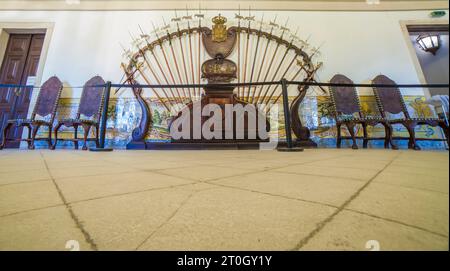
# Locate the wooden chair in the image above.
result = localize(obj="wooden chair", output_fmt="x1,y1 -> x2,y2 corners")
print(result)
51,76 -> 105,150
372,74 -> 449,150
329,74 -> 396,149
0,76 -> 63,150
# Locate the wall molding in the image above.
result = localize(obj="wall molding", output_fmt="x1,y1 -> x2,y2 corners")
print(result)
0,1 -> 449,12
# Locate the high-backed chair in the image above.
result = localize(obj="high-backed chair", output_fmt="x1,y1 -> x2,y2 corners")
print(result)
51,76 -> 106,150
329,74 -> 396,149
372,74 -> 449,150
0,76 -> 63,150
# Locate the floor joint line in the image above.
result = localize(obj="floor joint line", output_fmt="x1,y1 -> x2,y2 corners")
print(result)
291,153 -> 401,250
39,151 -> 99,251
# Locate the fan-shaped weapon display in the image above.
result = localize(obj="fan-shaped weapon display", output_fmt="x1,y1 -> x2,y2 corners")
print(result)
121,11 -> 322,146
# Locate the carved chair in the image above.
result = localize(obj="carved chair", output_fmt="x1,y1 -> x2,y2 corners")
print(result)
329,74 -> 396,149
0,76 -> 63,150
372,74 -> 449,150
51,76 -> 106,150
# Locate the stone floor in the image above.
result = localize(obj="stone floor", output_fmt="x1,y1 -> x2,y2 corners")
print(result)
0,148 -> 448,251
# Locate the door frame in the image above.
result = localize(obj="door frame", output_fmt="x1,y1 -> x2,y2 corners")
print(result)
0,22 -> 54,147
400,19 -> 449,99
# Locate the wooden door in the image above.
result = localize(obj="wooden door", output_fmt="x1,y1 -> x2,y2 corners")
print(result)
0,34 -> 45,148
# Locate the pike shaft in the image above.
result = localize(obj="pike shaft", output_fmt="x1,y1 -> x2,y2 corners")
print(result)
134,64 -> 171,111
236,28 -> 241,98
159,45 -> 183,104
264,52 -> 297,104
167,36 -> 186,100
187,25 -> 196,99
140,50 -> 175,108
257,43 -> 282,104
252,29 -> 273,104
249,28 -> 263,102
197,26 -> 202,98
137,28 -> 175,107
178,34 -> 191,101
242,25 -> 251,101
151,50 -> 181,105
256,26 -> 287,104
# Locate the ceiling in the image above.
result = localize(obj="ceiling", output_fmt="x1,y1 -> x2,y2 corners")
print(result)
0,0 -> 448,11
10,0 -> 444,1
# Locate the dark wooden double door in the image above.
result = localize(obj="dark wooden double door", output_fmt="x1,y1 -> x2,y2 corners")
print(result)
0,34 -> 45,148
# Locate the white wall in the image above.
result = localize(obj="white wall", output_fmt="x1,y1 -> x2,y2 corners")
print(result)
0,9 -> 448,98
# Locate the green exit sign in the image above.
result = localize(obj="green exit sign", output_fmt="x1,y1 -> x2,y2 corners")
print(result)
430,11 -> 446,18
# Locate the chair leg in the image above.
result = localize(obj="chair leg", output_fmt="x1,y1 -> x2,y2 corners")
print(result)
25,124 -> 33,149
383,123 -> 398,150
81,124 -> 91,151
95,125 -> 100,148
47,125 -> 52,149
51,123 -> 63,150
362,123 -> 368,149
0,123 -> 13,150
29,123 -> 42,150
404,121 -> 420,150
345,122 -> 358,149
438,121 -> 449,149
336,123 -> 342,149
73,124 -> 79,150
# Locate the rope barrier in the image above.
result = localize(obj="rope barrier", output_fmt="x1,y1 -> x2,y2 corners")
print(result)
1,81 -> 449,90
109,81 -> 450,89
0,84 -> 36,88
289,81 -> 450,89
0,84 -> 97,89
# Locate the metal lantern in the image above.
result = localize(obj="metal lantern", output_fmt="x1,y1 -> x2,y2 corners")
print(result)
416,34 -> 440,55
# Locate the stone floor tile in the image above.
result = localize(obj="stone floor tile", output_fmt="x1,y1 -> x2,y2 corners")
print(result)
0,206 -> 91,251
156,165 -> 258,182
273,164 -> 379,181
347,183 -> 449,236
57,171 -> 195,203
139,187 -> 336,250
212,171 -> 364,206
70,184 -> 214,250
0,180 -> 63,216
300,210 -> 448,251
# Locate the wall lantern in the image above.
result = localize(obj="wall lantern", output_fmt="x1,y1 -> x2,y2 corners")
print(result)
416,34 -> 440,55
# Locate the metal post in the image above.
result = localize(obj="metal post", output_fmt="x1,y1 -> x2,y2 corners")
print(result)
277,78 -> 303,152
281,79 -> 293,148
90,81 -> 113,152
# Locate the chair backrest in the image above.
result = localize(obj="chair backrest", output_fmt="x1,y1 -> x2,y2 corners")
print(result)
77,76 -> 106,121
329,74 -> 361,116
32,76 -> 63,122
372,75 -> 410,118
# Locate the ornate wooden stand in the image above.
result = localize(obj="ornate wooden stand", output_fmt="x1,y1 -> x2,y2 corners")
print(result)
291,85 -> 317,148
169,84 -> 269,143
126,83 -> 152,149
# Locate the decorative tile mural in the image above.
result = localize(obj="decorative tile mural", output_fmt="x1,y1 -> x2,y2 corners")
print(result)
35,94 -> 447,150
312,95 -> 446,149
